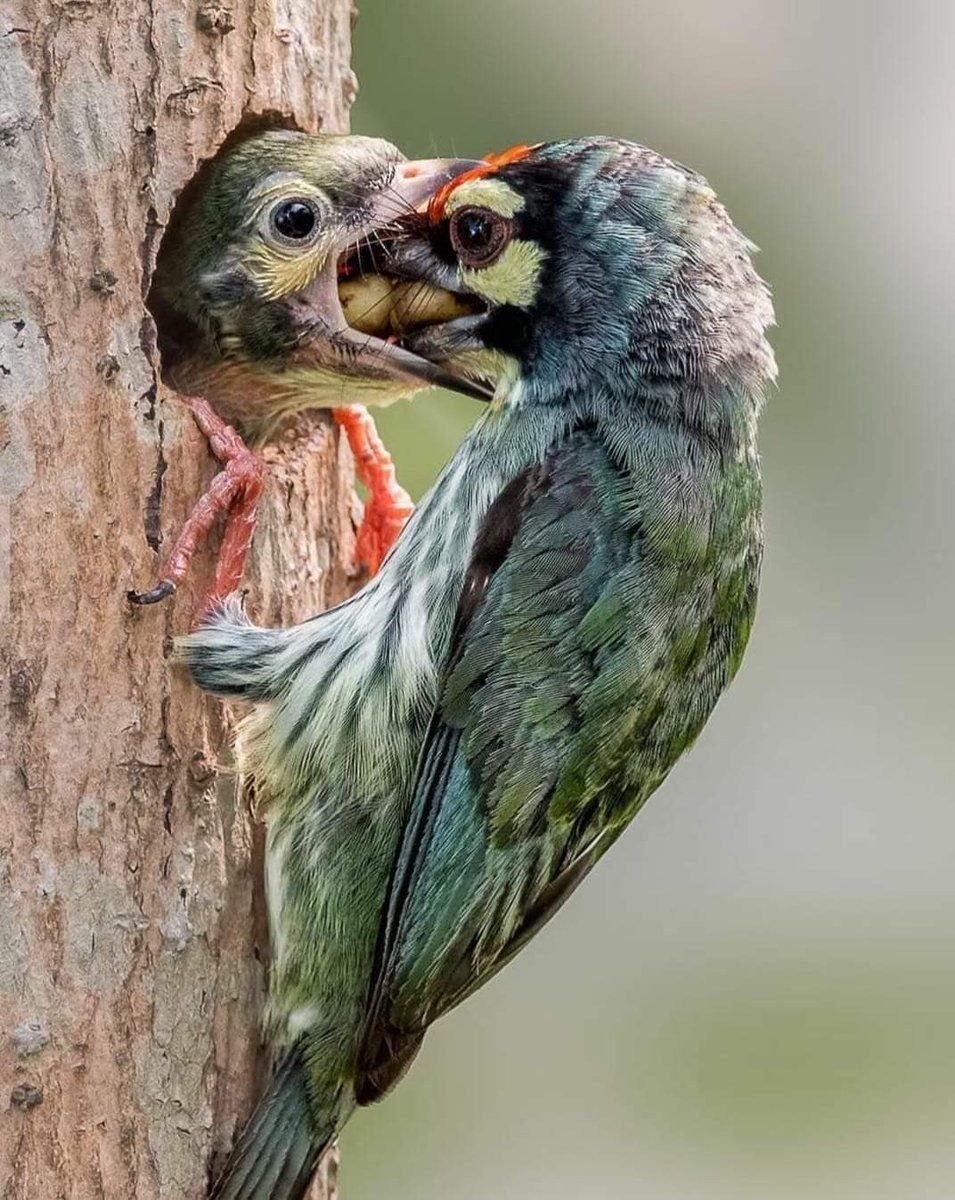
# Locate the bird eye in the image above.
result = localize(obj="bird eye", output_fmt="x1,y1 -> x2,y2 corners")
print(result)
270,198 -> 320,244
449,206 -> 511,268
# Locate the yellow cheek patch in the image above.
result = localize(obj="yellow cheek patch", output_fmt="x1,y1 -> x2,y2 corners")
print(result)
462,238 -> 546,308
444,178 -> 525,218
245,240 -> 332,303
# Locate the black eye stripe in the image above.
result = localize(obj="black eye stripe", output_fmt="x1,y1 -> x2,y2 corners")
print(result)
271,199 -> 318,241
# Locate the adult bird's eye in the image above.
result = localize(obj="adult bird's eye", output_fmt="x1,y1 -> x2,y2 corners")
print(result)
270,199 -> 319,244
449,206 -> 511,268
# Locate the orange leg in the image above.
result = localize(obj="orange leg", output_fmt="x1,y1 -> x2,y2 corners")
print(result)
128,396 -> 264,614
333,405 -> 414,575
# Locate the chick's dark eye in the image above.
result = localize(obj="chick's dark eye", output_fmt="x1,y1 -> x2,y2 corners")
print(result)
271,199 -> 318,242
449,206 -> 511,267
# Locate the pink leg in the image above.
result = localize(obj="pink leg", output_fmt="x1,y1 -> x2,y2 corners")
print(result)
128,397 -> 264,613
333,405 -> 414,576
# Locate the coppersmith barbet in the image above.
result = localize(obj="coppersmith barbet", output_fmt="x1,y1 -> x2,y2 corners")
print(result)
130,131 -> 486,609
182,138 -> 776,1199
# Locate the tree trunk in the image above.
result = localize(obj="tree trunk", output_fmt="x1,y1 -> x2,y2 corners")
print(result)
0,2 -> 357,1196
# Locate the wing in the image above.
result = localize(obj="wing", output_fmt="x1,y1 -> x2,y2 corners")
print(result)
357,426 -> 649,1098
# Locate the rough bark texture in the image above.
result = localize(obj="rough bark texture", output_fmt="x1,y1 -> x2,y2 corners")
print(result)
0,2 -> 358,1196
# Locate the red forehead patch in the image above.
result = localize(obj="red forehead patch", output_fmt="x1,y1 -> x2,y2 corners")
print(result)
428,144 -> 536,224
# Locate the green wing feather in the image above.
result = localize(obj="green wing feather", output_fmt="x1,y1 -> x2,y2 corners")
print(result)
358,428 -> 643,1085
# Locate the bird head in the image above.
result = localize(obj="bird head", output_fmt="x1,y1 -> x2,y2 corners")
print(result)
360,138 -> 776,438
149,131 -> 491,434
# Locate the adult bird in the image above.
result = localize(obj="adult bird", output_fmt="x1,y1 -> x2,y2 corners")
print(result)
181,138 -> 776,1199
130,131 -> 486,609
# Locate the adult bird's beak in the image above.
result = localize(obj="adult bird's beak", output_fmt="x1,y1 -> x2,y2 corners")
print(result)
287,157 -> 495,403
339,185 -> 500,398
386,158 -> 480,211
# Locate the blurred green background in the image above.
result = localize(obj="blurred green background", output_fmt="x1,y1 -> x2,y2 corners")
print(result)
343,3 -> 955,1197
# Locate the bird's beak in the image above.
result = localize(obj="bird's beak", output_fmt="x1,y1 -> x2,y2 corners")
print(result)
288,156 -> 494,402
338,196 -> 499,398
385,158 -> 479,212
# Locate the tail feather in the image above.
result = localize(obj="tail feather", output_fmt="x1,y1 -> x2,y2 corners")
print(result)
177,595 -> 289,701
273,1130 -> 326,1200
209,1048 -> 331,1200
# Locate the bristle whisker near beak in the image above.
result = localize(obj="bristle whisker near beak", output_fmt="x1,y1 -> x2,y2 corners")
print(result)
366,226 -> 397,270
337,223 -> 416,286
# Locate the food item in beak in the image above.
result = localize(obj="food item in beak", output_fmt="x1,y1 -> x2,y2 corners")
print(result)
339,275 -> 478,339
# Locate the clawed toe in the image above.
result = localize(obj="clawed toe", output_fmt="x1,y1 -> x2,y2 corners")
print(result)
128,397 -> 264,618
127,579 -> 176,606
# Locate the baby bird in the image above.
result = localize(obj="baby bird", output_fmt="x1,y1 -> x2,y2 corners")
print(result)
183,138 -> 776,1199
131,132 -> 485,608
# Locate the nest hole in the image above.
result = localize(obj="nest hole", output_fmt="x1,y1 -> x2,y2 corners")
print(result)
146,111 -> 307,382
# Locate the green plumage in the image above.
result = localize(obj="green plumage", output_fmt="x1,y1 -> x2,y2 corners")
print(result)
210,1049 -> 318,1200
181,137 -> 775,1197
361,418 -> 760,1063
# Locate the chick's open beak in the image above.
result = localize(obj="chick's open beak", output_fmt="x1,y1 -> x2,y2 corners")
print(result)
337,164 -> 501,396
288,157 -> 494,403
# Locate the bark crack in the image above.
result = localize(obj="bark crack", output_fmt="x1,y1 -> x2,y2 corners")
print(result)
144,419 -> 167,551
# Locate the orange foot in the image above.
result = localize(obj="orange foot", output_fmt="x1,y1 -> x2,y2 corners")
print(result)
333,405 -> 414,576
128,396 -> 264,617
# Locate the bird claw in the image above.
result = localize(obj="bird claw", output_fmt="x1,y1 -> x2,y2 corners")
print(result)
127,579 -> 176,606
128,397 -> 264,619
129,400 -> 409,617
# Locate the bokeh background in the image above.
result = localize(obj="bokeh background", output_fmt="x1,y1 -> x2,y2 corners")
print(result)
341,3 -> 955,1198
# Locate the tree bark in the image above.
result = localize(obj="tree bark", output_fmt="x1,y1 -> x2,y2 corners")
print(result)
0,2 -> 357,1196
